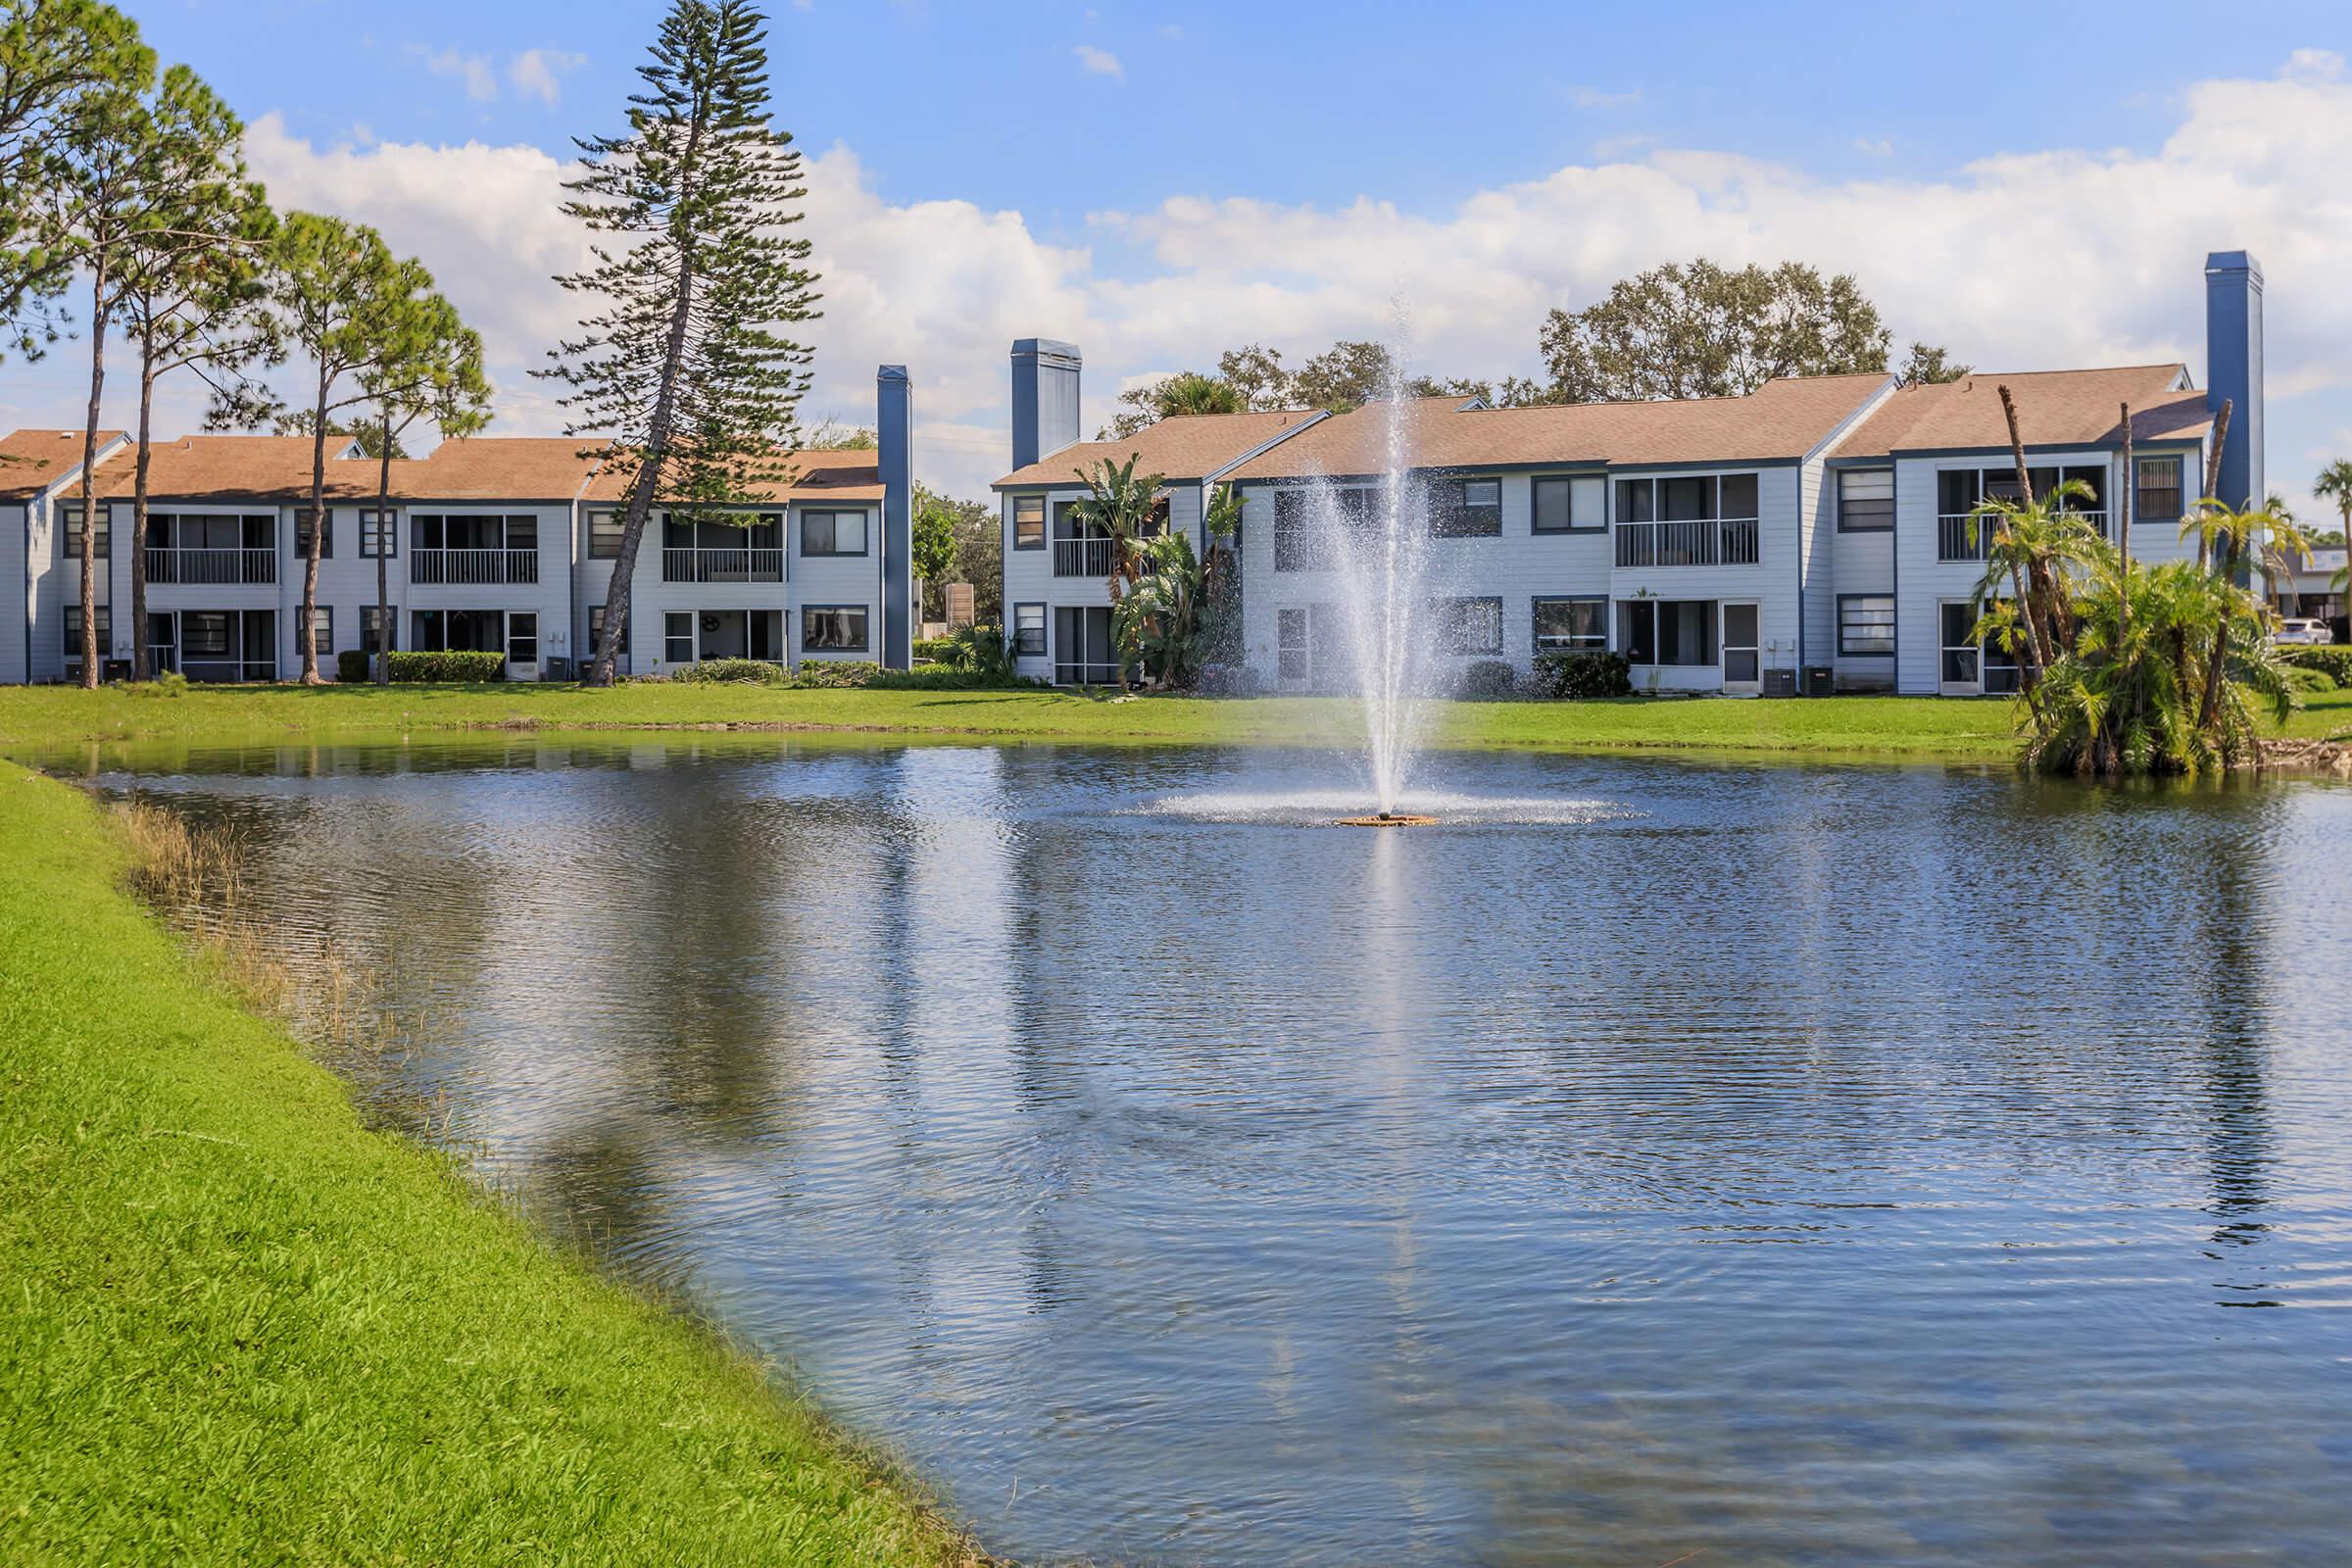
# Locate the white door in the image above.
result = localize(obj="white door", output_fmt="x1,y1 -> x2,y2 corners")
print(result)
1721,602 -> 1760,694
1938,602 -> 1981,695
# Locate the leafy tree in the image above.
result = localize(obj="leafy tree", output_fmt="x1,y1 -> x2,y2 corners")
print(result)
2316,459 -> 2352,551
114,71 -> 275,679
0,0 -> 149,362
909,486 -> 956,619
1896,341 -> 1971,386
1102,368 -> 1243,439
921,483 -> 1000,622
356,298 -> 491,684
1537,258 -> 1904,402
801,420 -> 873,450
1068,454 -> 1165,689
539,0 -> 821,686
1215,344 -> 1290,411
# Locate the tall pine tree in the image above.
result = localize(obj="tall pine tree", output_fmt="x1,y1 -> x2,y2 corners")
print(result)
539,0 -> 819,685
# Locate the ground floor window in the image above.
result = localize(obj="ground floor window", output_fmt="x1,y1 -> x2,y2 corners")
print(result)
1054,606 -> 1119,684
172,609 -> 276,682
1618,599 -> 1716,666
1838,595 -> 1896,657
1532,596 -> 1607,655
1722,603 -> 1759,684
146,612 -> 174,673
1277,607 -> 1309,682
664,612 -> 694,664
303,606 -> 333,659
412,608 -> 508,655
1012,603 -> 1046,656
1430,596 -> 1503,657
62,604 -> 112,662
361,605 -> 397,654
802,605 -> 868,653
1939,600 -> 2022,692
588,605 -> 628,660
509,612 -> 538,668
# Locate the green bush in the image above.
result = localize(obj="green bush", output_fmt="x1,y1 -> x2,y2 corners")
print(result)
1452,660 -> 1521,698
866,665 -> 1048,692
384,650 -> 506,684
1531,650 -> 1634,699
2282,663 -> 2338,693
2281,646 -> 2352,684
122,670 -> 189,699
335,650 -> 368,684
787,660 -> 884,689
671,658 -> 785,685
911,636 -> 957,663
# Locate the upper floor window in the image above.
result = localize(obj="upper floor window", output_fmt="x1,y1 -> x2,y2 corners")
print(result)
802,510 -> 868,557
1429,476 -> 1501,538
1837,469 -> 1894,532
361,511 -> 398,558
412,514 -> 537,552
2135,456 -> 2183,525
293,507 -> 333,558
587,507 -> 624,559
60,502 -> 106,559
1012,495 -> 1045,550
1532,474 -> 1605,534
1273,485 -> 1380,572
1616,472 -> 1760,524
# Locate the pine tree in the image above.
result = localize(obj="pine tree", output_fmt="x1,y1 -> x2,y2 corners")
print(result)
538,0 -> 819,686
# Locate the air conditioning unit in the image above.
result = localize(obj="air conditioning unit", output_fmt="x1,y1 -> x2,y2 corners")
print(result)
543,656 -> 572,681
1801,665 -> 1836,698
1762,668 -> 1796,698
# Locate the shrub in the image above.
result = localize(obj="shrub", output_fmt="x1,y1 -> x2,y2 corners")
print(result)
2281,646 -> 2352,684
1451,660 -> 1520,699
867,665 -> 1048,692
671,658 -> 784,685
788,660 -> 884,689
384,650 -> 506,683
911,636 -> 957,663
1197,663 -> 1259,698
1530,650 -> 1634,699
122,670 -> 189,699
2282,663 -> 2337,693
335,650 -> 369,684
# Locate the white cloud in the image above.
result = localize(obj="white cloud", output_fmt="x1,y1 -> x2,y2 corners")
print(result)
1853,135 -> 1893,158
15,55 -> 2348,510
509,49 -> 586,107
426,48 -> 498,104
1074,45 -> 1123,80
1569,86 -> 1640,110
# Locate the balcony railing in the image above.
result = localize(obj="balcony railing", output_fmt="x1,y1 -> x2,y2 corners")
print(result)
662,546 -> 784,583
145,547 -> 275,585
1938,511 -> 2106,562
410,547 -> 539,585
1614,517 -> 1760,568
1053,536 -> 1117,577
1054,659 -> 1125,685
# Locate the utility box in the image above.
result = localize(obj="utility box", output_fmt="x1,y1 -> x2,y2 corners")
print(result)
1801,665 -> 1835,698
1763,668 -> 1796,698
544,657 -> 571,681
944,582 -> 976,630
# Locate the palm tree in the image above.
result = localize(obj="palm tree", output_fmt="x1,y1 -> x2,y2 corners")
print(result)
1154,370 -> 1244,419
1965,477 -> 2106,700
1069,454 -> 1166,689
2316,459 -> 2352,543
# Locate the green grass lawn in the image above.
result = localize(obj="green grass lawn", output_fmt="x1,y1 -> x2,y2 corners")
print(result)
0,762 -> 977,1565
15,678 -> 2340,762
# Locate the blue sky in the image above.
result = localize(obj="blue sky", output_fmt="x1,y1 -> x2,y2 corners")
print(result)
15,1 -> 2352,506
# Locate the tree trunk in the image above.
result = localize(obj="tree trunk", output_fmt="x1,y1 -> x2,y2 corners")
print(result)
2115,401 -> 2133,766
301,378 -> 329,683
1994,383 -> 2051,693
2192,400 -> 2237,740
590,263 -> 697,687
75,265 -> 111,690
2198,400 -> 2232,573
130,340 -> 156,682
374,411 -> 394,686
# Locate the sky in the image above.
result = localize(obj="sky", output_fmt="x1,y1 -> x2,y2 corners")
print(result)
7,0 -> 2352,514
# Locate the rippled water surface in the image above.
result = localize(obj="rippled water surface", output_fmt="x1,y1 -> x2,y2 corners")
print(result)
64,736 -> 2352,1565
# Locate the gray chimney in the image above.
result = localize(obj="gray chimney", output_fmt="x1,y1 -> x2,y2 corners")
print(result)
877,364 -> 913,669
1010,339 -> 1081,471
2204,251 -> 2264,509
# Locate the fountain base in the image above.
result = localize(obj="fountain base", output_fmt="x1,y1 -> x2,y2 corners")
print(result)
1337,813 -> 1438,828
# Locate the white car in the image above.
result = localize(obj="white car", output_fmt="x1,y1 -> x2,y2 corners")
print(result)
2275,618 -> 2335,646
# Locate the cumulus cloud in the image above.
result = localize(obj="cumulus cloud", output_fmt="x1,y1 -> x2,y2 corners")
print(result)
509,49 -> 586,106
426,48 -> 498,104
1074,45 -> 1123,80
15,54 -> 2345,507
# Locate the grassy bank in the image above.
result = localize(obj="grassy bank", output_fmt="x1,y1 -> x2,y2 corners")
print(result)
2,681 -> 2344,765
0,761 -> 976,1565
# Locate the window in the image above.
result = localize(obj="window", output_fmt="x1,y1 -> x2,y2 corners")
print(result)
180,611 -> 227,658
506,515 -> 538,553
1532,596 -> 1607,654
802,511 -> 868,557
302,606 -> 332,657
2137,456 -> 2183,526
587,605 -> 628,657
508,612 -> 538,668
587,507 -> 624,560
293,508 -> 333,558
664,611 -> 694,664
62,604 -> 112,657
360,605 -> 397,654
1277,607 -> 1309,682
1430,596 -> 1503,657
1430,476 -> 1501,537
802,605 -> 868,652
61,502 -> 106,559
360,510 -> 397,558
1619,599 -> 1717,665
1273,485 -> 1380,572
1838,469 -> 1894,532
1838,595 -> 1896,657
1013,495 -> 1045,550
1011,603 -> 1045,656
1533,474 -> 1605,534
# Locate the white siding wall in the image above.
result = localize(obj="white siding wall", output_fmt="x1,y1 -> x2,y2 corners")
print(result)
31,491 -> 111,681
789,500 -> 882,663
397,503 -> 573,680
1001,483 -> 1111,683
1610,465 -> 1800,692
1827,468 -> 1896,689
0,502 -> 24,684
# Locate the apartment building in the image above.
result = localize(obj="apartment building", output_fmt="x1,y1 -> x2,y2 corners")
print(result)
995,251 -> 2265,696
2,365 -> 915,683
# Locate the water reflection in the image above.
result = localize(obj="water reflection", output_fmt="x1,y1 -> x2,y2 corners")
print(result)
61,737 -> 2352,1567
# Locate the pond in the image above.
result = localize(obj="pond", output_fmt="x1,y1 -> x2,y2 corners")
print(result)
52,735 -> 2352,1565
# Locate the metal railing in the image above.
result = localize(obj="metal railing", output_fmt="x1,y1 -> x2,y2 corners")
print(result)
662,546 -> 784,582
1614,517 -> 1760,568
1054,660 -> 1125,685
144,547 -> 275,585
410,547 -> 539,585
178,658 -> 278,683
1053,536 -> 1117,577
1938,510 -> 2106,562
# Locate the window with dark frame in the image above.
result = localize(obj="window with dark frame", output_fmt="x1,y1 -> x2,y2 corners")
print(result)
62,604 -> 112,658
293,508 -> 333,558
588,605 -> 628,657
1013,495 -> 1045,550
1012,603 -> 1045,656
802,605 -> 868,652
802,511 -> 869,557
508,612 -> 538,668
361,510 -> 398,558
1838,595 -> 1896,657
360,605 -> 397,654
1277,607 -> 1309,682
664,612 -> 694,664
587,507 -> 623,559
1532,596 -> 1608,654
1533,474 -> 1604,533
60,501 -> 105,559
303,606 -> 332,657
2136,456 -> 2183,525
1430,596 -> 1503,656
1838,469 -> 1894,532
1430,477 -> 1502,538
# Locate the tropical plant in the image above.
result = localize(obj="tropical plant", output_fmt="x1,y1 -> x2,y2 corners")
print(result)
2316,461 -> 2352,613
932,622 -> 1014,683
538,0 -> 821,686
1068,454 -> 1166,689
1112,530 -> 1213,691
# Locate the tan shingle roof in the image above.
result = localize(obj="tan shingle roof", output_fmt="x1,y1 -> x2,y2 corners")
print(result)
1225,375 -> 1891,480
579,445 -> 884,506
88,435 -> 364,503
994,408 -> 1325,488
395,436 -> 603,499
1835,364 -> 2209,459
0,428 -> 122,501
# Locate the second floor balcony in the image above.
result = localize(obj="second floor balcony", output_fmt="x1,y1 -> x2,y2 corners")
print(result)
662,546 -> 784,583
1054,535 -> 1117,577
1615,517 -> 1760,569
411,547 -> 539,586
145,547 -> 276,586
1937,511 -> 2106,563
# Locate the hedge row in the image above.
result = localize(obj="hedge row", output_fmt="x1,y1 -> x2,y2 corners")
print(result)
2281,646 -> 2352,684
